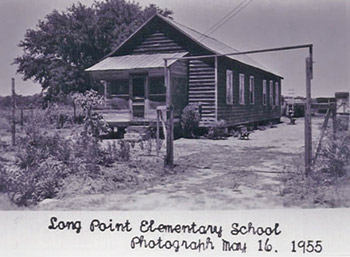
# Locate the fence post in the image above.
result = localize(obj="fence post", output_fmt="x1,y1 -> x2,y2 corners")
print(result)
11,78 -> 16,146
156,109 -> 160,157
332,108 -> 337,140
304,52 -> 312,177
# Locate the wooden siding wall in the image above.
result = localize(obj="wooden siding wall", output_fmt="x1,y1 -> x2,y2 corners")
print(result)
170,59 -> 188,118
108,16 -> 283,127
116,16 -> 213,57
217,57 -> 281,126
131,31 -> 185,54
188,59 -> 216,124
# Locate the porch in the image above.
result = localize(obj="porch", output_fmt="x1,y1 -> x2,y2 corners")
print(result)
86,52 -> 188,128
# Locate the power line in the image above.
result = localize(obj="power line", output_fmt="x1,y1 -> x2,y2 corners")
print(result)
199,0 -> 254,41
200,0 -> 249,38
207,0 -> 254,36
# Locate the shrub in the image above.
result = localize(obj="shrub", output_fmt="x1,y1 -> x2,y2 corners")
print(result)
206,120 -> 228,140
181,104 -> 200,138
73,90 -> 111,137
279,133 -> 350,208
16,133 -> 71,169
7,158 -> 68,206
118,140 -> 131,161
318,132 -> 350,176
0,164 -> 9,193
45,104 -> 72,129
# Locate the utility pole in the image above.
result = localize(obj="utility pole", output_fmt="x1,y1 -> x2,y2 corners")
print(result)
11,78 -> 16,146
304,46 -> 313,177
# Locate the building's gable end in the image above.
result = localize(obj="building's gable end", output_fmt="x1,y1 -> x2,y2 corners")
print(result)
131,31 -> 185,54
110,15 -> 214,57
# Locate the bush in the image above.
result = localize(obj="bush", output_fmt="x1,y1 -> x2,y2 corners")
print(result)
318,132 -> 350,176
16,133 -> 71,169
73,90 -> 111,137
7,158 -> 68,206
1,120 -> 136,206
181,104 -> 200,138
0,164 -> 9,193
279,133 -> 350,208
206,120 -> 228,140
45,104 -> 72,129
0,90 -> 150,206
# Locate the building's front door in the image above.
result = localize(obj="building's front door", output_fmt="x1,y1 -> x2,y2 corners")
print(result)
131,76 -> 146,118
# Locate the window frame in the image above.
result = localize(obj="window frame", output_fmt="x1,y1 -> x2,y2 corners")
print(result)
249,76 -> 255,104
226,70 -> 233,105
262,79 -> 267,106
269,80 -> 274,106
239,73 -> 245,105
275,82 -> 279,106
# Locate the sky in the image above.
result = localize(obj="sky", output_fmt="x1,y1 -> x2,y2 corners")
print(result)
0,0 -> 348,97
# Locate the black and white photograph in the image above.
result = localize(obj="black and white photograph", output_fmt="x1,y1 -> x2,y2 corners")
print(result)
0,0 -> 349,255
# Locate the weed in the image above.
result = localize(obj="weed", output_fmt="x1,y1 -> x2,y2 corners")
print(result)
279,132 -> 350,208
318,132 -> 350,176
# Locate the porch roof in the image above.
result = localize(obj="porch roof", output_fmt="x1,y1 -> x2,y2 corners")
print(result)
86,52 -> 188,72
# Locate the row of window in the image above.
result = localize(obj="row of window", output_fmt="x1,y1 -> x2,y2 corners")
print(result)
226,70 -> 280,106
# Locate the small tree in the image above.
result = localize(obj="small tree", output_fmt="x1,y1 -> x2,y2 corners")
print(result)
72,90 -> 110,138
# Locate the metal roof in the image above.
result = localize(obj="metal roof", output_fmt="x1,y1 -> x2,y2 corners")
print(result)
157,15 -> 280,76
86,52 -> 188,72
87,14 -> 282,78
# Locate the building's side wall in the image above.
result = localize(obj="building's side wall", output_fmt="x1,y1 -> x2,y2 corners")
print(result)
217,57 -> 282,126
188,59 -> 216,125
170,59 -> 188,119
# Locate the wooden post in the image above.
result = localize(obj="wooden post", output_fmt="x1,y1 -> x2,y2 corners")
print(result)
305,50 -> 313,176
164,59 -> 174,168
313,109 -> 331,165
156,109 -> 160,157
214,56 -> 218,121
332,108 -> 337,140
144,76 -> 149,119
129,76 -> 133,120
102,80 -> 107,108
165,105 -> 174,167
11,78 -> 16,146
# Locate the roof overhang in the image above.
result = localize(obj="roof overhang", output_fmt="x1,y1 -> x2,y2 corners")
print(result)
86,52 -> 188,72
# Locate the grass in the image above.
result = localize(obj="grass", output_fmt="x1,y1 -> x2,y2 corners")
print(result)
0,104 -> 173,207
279,131 -> 350,208
0,104 -> 349,210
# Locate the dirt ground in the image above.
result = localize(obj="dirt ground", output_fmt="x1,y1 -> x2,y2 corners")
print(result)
32,116 -> 328,210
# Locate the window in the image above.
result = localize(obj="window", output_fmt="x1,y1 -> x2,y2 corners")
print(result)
275,82 -> 279,106
262,80 -> 267,105
249,76 -> 254,104
239,74 -> 245,105
226,70 -> 233,104
269,80 -> 274,106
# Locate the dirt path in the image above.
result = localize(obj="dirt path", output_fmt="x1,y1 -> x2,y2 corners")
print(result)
38,116 -> 324,210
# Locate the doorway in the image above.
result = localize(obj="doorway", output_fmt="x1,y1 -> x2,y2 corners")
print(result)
131,76 -> 146,118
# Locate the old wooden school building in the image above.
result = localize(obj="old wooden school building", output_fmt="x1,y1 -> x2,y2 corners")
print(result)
86,14 -> 282,130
